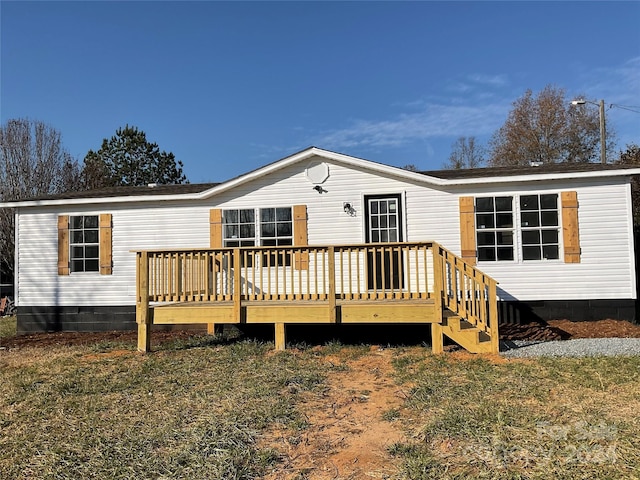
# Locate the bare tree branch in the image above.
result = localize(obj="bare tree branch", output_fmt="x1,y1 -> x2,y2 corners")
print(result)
443,136 -> 486,169
0,118 -> 81,279
489,85 -> 615,166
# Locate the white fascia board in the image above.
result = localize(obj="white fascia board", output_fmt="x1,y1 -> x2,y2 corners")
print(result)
3,146 -> 640,208
0,193 -> 204,208
440,168 -> 640,186
0,147 -> 325,208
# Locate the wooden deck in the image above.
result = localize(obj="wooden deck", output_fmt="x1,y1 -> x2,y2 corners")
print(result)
135,242 -> 499,354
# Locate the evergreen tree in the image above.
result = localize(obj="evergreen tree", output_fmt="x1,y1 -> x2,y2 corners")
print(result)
83,125 -> 188,187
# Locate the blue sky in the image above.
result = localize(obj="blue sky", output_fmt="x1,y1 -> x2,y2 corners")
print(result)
2,1 -> 639,183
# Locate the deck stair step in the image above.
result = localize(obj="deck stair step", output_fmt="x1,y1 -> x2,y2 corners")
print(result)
441,315 -> 493,354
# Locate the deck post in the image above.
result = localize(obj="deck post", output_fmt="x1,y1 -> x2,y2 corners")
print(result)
489,281 -> 499,354
207,323 -> 224,336
431,323 -> 444,354
431,244 -> 445,353
233,248 -> 242,322
136,251 -> 151,352
275,322 -> 286,350
328,246 -> 336,322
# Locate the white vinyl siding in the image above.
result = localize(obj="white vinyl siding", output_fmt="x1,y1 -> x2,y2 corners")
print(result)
14,158 -> 636,306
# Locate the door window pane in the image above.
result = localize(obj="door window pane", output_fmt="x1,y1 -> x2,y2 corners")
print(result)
368,197 -> 401,244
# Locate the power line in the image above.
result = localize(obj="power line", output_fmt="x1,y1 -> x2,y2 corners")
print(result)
611,104 -> 640,114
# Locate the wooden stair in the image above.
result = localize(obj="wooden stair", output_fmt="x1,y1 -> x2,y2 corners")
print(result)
431,245 -> 500,354
440,315 -> 494,354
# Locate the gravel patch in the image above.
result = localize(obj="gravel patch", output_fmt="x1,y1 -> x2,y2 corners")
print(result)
501,337 -> 640,358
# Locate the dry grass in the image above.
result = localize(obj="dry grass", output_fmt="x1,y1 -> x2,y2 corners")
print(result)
390,351 -> 640,479
0,327 -> 326,479
1,317 -> 639,479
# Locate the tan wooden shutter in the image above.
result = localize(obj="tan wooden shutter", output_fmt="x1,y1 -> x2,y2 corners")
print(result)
561,191 -> 580,263
58,215 -> 70,275
459,197 -> 476,265
210,209 -> 223,248
293,205 -> 309,270
99,213 -> 113,275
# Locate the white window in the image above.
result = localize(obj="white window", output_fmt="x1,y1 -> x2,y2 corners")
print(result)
70,215 -> 99,272
520,194 -> 560,260
223,209 -> 256,247
222,207 -> 294,267
260,207 -> 293,247
475,196 -> 514,262
222,207 -> 293,247
475,194 -> 561,262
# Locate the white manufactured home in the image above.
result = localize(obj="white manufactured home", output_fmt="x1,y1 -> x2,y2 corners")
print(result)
3,147 -> 639,353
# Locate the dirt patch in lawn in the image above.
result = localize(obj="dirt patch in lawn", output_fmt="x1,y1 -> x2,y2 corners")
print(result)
0,329 -> 198,349
262,346 -> 409,480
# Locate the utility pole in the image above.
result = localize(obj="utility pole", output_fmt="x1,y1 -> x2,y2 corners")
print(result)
571,98 -> 607,164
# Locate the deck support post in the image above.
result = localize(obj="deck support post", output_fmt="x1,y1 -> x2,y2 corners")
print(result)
274,322 -> 286,351
138,323 -> 150,352
489,281 -> 499,354
233,248 -> 242,322
431,323 -> 444,354
431,244 -> 445,354
207,323 -> 224,336
136,251 -> 151,352
328,246 -> 336,322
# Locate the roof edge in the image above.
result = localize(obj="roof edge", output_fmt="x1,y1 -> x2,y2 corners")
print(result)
3,147 -> 640,208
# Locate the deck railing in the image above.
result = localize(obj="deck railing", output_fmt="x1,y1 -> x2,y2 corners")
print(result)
135,241 -> 498,352
436,245 -> 499,351
137,242 -> 438,303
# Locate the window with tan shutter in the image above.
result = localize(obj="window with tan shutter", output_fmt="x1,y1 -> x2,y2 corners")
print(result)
463,192 -> 579,264
58,214 -> 112,275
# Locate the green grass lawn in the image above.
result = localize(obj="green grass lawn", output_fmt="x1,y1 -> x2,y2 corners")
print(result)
0,314 -> 16,338
1,317 -> 638,479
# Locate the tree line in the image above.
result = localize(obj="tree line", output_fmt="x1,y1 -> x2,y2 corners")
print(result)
443,85 -> 637,169
0,122 -> 188,281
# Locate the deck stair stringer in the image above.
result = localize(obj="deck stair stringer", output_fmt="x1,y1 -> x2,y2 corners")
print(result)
440,314 -> 494,354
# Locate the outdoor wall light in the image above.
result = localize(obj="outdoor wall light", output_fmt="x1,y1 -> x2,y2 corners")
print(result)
313,185 -> 327,193
343,202 -> 356,216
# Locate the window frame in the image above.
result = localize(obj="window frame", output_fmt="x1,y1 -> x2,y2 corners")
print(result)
474,193 -> 563,264
259,207 -> 294,248
221,206 -> 295,267
222,208 -> 257,248
475,196 -> 516,263
69,215 -> 100,273
519,194 -> 561,261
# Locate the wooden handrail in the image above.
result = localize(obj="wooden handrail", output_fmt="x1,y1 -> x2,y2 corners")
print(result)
433,243 -> 499,341
136,242 -> 438,304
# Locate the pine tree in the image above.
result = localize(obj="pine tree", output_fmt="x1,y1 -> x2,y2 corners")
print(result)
82,125 -> 187,188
